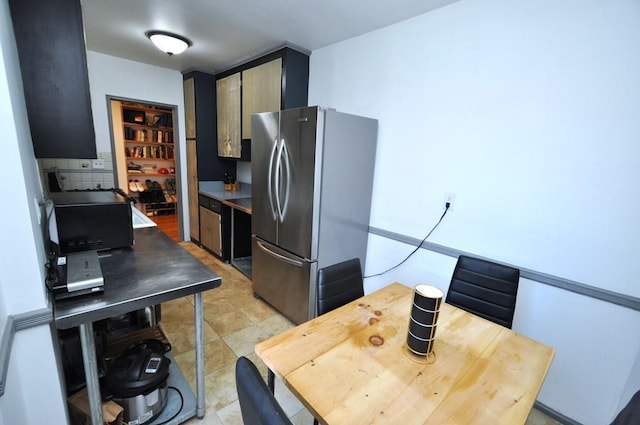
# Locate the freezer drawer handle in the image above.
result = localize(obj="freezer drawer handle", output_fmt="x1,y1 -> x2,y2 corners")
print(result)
256,240 -> 304,267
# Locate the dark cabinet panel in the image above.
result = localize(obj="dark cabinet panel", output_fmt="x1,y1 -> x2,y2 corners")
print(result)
281,48 -> 310,110
9,0 -> 96,158
232,209 -> 252,259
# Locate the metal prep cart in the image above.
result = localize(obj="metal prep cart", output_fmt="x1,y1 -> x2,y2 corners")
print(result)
54,227 -> 221,425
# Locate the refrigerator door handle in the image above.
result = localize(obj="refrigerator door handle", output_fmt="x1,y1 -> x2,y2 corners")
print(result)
267,139 -> 278,220
280,140 -> 291,220
256,240 -> 304,267
274,138 -> 286,222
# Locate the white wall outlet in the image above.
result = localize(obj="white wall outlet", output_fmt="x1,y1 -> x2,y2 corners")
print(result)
92,159 -> 105,169
443,192 -> 456,210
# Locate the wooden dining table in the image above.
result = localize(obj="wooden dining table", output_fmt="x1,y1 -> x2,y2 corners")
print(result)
255,282 -> 555,425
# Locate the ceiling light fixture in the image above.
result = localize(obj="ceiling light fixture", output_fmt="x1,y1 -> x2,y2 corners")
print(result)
145,30 -> 192,56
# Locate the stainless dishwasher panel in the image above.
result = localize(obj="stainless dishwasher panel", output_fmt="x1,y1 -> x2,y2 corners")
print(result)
252,236 -> 316,324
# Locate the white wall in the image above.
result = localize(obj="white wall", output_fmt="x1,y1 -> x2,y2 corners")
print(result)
308,0 -> 640,423
86,51 -> 189,237
236,161 -> 252,184
618,352 -> 640,414
0,0 -> 69,422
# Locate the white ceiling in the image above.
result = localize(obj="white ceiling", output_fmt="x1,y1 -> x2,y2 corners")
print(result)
81,0 -> 460,74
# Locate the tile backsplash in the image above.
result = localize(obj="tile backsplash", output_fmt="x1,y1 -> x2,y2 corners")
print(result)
39,151 -> 115,191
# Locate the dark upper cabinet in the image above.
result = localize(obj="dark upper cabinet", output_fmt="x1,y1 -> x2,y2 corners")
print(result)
9,0 -> 97,159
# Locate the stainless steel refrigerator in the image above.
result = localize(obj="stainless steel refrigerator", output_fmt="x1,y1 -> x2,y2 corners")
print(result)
251,106 -> 378,324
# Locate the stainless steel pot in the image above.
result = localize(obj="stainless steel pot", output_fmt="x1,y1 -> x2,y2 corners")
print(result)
105,339 -> 171,425
112,380 -> 168,425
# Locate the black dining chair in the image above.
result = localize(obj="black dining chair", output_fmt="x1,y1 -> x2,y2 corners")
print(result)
311,258 -> 365,425
236,356 -> 293,425
445,255 -> 520,329
317,258 -> 364,316
611,389 -> 640,425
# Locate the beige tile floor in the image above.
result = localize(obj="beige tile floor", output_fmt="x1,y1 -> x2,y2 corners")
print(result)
161,242 -> 561,425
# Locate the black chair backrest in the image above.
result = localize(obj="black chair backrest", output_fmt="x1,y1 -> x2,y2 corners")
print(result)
235,356 -> 292,425
317,258 -> 364,316
445,255 -> 520,328
611,390 -> 640,425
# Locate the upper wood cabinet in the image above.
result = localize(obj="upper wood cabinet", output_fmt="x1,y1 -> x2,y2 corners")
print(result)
182,71 -> 235,180
186,139 -> 199,241
215,47 -> 309,161
184,78 -> 196,139
216,73 -> 242,159
9,0 -> 97,159
183,78 -> 198,241
241,58 -> 282,139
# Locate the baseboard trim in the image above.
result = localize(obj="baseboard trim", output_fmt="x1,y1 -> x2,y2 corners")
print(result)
0,308 -> 53,396
368,226 -> 640,312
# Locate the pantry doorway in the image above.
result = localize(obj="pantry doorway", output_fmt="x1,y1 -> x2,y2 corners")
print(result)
109,97 -> 180,242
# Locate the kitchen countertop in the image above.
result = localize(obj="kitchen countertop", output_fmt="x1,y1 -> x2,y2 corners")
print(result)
199,180 -> 252,201
223,197 -> 252,215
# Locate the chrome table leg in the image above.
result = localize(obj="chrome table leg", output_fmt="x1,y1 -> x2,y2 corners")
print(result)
79,322 -> 102,425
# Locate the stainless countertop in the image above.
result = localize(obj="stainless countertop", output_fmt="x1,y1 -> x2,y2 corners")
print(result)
54,227 -> 221,329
